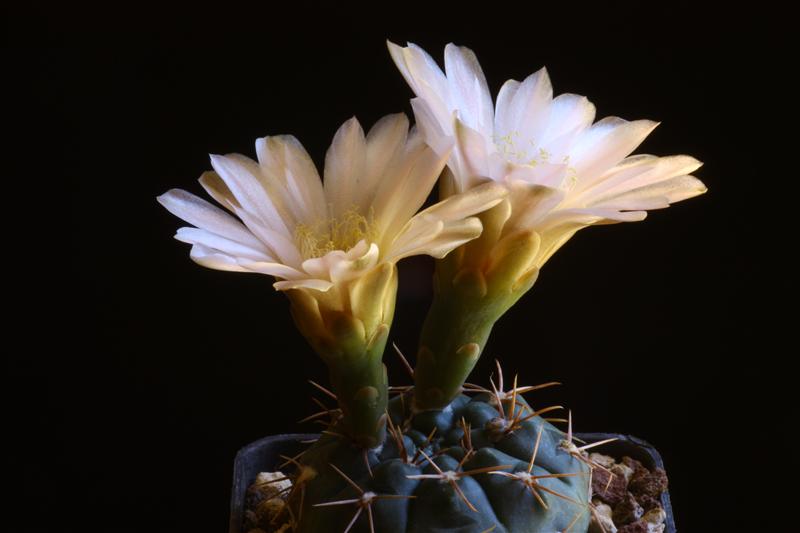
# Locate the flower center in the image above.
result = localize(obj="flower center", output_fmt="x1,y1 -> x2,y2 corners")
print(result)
294,207 -> 378,260
493,131 -> 550,166
493,131 -> 579,188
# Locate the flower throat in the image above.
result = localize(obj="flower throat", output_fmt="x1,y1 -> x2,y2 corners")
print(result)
294,207 -> 378,260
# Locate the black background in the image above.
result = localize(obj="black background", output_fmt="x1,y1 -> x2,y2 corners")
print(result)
9,4 -> 789,532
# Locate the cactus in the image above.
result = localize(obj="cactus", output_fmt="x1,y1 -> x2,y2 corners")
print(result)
273,201 -> 598,531
283,364 -> 594,533
159,39 -> 704,533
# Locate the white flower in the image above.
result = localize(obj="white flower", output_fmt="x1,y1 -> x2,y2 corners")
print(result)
158,113 -> 504,292
389,42 -> 706,268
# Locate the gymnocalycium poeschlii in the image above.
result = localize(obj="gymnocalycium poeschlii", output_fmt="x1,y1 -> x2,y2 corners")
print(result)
159,41 -> 705,532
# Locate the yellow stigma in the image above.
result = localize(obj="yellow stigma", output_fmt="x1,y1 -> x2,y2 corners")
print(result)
294,207 -> 378,260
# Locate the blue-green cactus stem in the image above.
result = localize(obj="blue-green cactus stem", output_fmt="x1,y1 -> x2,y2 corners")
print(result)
292,392 -> 591,532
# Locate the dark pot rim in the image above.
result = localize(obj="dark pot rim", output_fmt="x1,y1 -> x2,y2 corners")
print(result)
229,432 -> 675,533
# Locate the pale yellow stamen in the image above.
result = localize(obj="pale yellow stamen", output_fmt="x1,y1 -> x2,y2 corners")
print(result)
294,207 -> 378,260
494,132 -> 579,187
493,131 -> 553,167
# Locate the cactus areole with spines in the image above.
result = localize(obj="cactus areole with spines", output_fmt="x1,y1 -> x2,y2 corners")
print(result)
158,40 -> 705,533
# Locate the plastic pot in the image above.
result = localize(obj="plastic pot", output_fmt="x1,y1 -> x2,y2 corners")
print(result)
229,433 -> 676,533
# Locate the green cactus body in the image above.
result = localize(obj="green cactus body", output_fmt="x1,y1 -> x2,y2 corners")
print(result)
290,392 -> 591,532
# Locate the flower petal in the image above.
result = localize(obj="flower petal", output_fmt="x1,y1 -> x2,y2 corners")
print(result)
235,259 -> 306,280
410,98 -> 453,159
157,188 -> 263,248
505,182 -> 566,230
590,174 -> 707,211
388,217 -> 483,262
539,207 -> 647,232
414,180 -> 507,222
582,155 -> 704,203
198,171 -> 241,211
323,117 -> 367,220
175,227 -> 272,262
300,240 -> 370,280
229,206 -> 303,267
494,79 -> 520,136
373,135 -> 450,245
541,93 -> 596,143
209,153 -> 292,237
444,43 -> 493,136
538,94 -> 596,160
570,118 -> 659,187
359,113 -> 409,213
329,242 -> 381,284
256,134 -> 327,224
273,278 -> 334,292
385,181 -> 506,261
505,161 -> 569,189
188,244 -> 251,273
388,41 -> 451,128
498,68 -> 553,142
453,119 -> 493,184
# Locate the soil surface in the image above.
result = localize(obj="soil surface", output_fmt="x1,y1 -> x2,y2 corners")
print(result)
588,452 -> 669,533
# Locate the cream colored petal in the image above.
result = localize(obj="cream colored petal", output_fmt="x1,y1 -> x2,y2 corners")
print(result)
501,68 -> 553,141
538,207 -> 647,233
373,138 -> 450,244
590,174 -> 707,211
454,119 -> 493,184
420,218 -> 484,259
505,182 -> 566,231
388,41 -> 451,128
300,254 -> 340,281
541,93 -> 596,142
387,181 -> 505,260
157,188 -> 262,248
494,79 -> 520,136
504,161 -> 568,189
189,244 -> 251,273
329,242 -> 381,284
273,278 -> 335,292
486,151 -> 516,187
226,152 -> 300,229
230,206 -> 303,267
581,155 -> 704,203
357,113 -> 409,213
209,153 -> 292,237
444,43 -> 493,135
571,154 -> 653,198
235,259 -> 306,280
198,171 -> 241,211
387,217 -> 483,262
570,118 -> 659,187
410,98 -> 453,158
341,239 -> 371,259
256,134 -> 327,224
323,117 -> 367,220
366,113 -> 409,172
414,180 -> 507,222
300,240 -> 371,281
175,227 -> 272,262
535,94 -> 596,162
410,97 -> 468,190
387,218 -> 444,261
